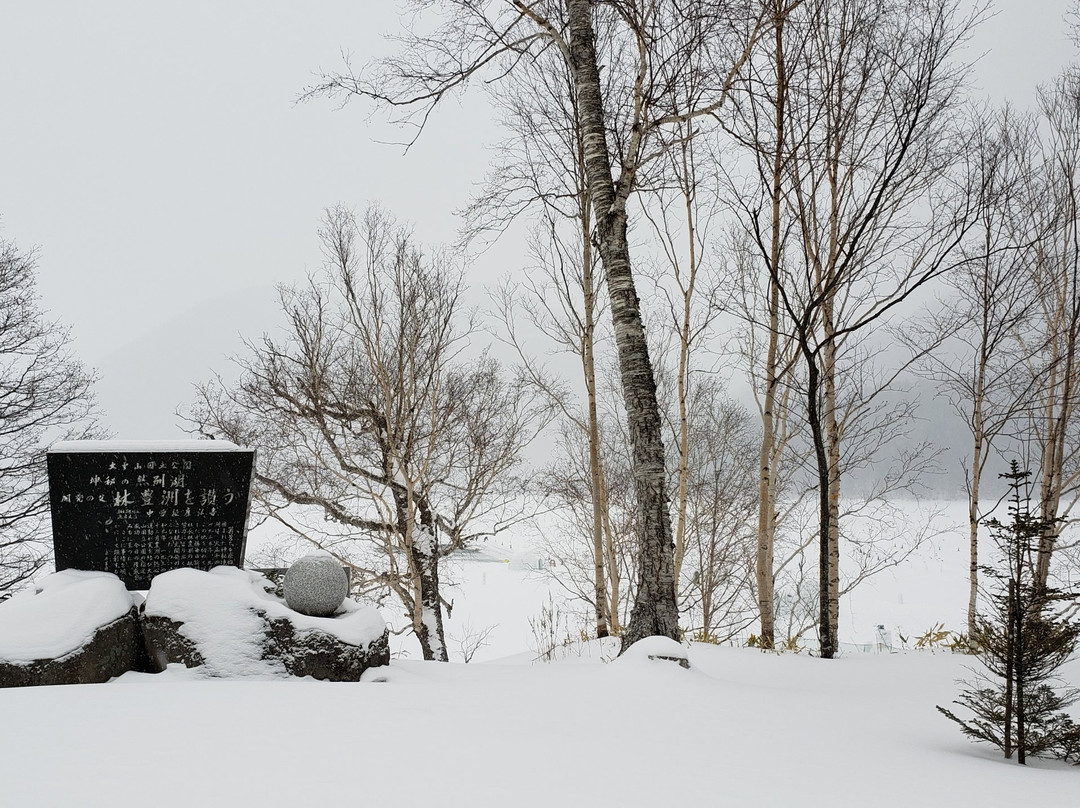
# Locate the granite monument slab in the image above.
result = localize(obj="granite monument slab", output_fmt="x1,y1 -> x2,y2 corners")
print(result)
47,440 -> 255,590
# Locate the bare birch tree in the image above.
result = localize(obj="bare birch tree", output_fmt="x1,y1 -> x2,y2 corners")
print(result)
639,128 -> 728,590
304,0 -> 770,649
470,44 -> 618,639
491,217 -> 623,636
723,0 -> 810,649
729,0 -> 980,657
538,355 -> 760,639
674,378 -> 759,642
538,377 -> 638,631
912,107 -> 1043,635
1024,69 -> 1080,588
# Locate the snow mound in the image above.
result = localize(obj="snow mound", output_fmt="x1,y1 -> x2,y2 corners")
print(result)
0,571 -> 134,663
615,636 -> 690,668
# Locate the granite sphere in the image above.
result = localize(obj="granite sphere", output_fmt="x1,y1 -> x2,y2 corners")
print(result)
283,555 -> 349,617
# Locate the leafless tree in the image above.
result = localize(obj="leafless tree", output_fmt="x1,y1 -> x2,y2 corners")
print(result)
472,45 -> 618,638
723,0 -> 810,649
1022,69 -> 1080,588
536,360 -> 644,631
727,0 -> 981,657
187,206 -> 548,660
638,126 -> 729,591
0,233 -> 104,597
303,0 -> 771,650
912,107 -> 1044,634
490,218 -> 623,636
538,354 -> 761,640
450,620 -> 498,663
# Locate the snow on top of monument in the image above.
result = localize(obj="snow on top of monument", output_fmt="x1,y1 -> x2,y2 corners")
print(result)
0,571 -> 133,663
49,439 -> 249,453
142,567 -> 386,678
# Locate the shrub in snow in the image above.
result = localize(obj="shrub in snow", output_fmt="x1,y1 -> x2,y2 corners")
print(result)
283,554 -> 349,617
0,571 -> 147,687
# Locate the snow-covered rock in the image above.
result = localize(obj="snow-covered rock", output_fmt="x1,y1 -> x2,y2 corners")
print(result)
142,567 -> 389,680
0,571 -> 145,687
616,635 -> 691,669
283,553 -> 349,617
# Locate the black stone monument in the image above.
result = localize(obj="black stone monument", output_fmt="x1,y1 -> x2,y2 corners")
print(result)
47,441 -> 255,590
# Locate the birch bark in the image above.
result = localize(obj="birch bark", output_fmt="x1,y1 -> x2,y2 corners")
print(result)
568,0 -> 680,647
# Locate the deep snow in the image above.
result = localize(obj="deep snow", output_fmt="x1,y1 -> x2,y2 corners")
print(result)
0,499 -> 1076,806
2,647 -> 1075,807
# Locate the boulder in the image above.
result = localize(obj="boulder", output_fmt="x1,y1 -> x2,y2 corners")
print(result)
0,571 -> 147,687
142,567 -> 389,681
264,612 -> 389,680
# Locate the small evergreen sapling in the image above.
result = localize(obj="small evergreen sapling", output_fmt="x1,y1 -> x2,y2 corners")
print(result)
937,463 -> 1080,763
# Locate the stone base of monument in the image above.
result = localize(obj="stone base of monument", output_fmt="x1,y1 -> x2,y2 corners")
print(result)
0,567 -> 389,686
0,571 -> 151,687
0,607 -> 150,687
265,614 -> 391,680
141,567 -> 390,681
141,610 -> 391,681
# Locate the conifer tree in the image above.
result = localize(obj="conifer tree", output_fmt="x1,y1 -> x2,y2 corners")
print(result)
938,462 -> 1080,764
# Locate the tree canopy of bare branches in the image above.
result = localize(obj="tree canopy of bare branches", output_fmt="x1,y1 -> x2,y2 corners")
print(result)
0,232 -> 103,596
726,0 -> 982,657
188,206 -> 548,660
304,0 -> 771,650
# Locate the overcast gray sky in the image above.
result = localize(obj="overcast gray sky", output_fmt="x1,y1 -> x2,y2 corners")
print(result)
1,1 -> 1076,440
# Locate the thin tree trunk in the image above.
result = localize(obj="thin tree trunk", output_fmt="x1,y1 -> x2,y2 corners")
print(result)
1035,209 -> 1080,587
1004,578 -> 1015,759
582,205 -> 610,639
1037,352 -> 1064,588
1015,581 -> 1026,765
672,132 -> 700,586
1037,175 -> 1080,586
568,0 -> 679,650
967,249 -> 990,637
672,206 -> 694,584
403,493 -> 448,662
755,9 -> 788,650
599,461 -> 622,633
966,432 -> 983,638
822,318 -> 841,657
756,278 -> 780,649
1036,329 -> 1073,588
803,344 -> 835,659
1013,486 -> 1028,765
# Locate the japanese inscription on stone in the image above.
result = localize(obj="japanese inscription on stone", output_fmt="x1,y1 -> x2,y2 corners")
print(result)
47,442 -> 255,590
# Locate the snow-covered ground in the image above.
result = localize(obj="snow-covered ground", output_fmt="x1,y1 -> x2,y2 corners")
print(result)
1,499 -> 1077,806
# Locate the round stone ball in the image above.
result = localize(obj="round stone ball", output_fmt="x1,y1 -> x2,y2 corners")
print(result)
283,554 -> 349,617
